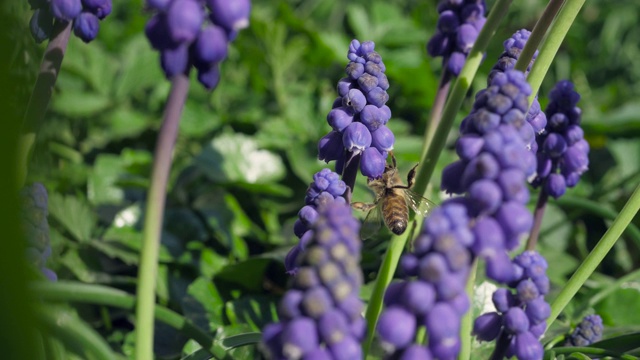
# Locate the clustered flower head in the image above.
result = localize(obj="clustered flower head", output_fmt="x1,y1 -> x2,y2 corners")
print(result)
29,0 -> 112,43
473,251 -> 550,360
261,202 -> 365,360
285,169 -> 347,275
144,0 -> 250,89
488,29 -> 547,152
564,314 -> 603,347
21,183 -> 57,282
318,39 -> 393,179
427,0 -> 486,76
533,80 -> 589,199
377,201 -> 473,359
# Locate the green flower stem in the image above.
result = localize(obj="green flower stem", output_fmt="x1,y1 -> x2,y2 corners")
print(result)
513,0 -> 565,74
526,0 -> 586,105
422,70 -> 452,152
36,306 -> 121,360
17,20 -> 72,188
31,281 -> 231,360
413,0 -> 513,198
548,346 -> 635,359
548,184 -> 640,329
459,259 -> 478,360
135,74 -> 191,360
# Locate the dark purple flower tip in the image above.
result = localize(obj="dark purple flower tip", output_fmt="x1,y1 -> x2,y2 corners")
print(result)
207,0 -> 251,32
566,314 -> 603,346
360,105 -> 388,131
193,25 -> 228,65
346,62 -> 365,80
495,202 -> 533,245
343,89 -> 367,113
427,32 -> 451,57
525,297 -> 550,325
471,217 -> 505,256
511,331 -> 543,360
360,147 -> 386,178
377,306 -> 416,349
278,289 -> 304,320
549,113 -> 569,131
468,179 -> 502,214
161,44 -> 191,78
365,87 -> 389,107
545,173 -> 566,199
447,51 -> 466,75
564,125 -> 584,145
456,24 -> 478,52
456,135 -> 484,161
73,12 -> 100,43
437,10 -> 459,33
196,62 -> 221,89
318,131 -> 344,163
145,14 -> 176,50
166,0 -> 204,43
146,0 -> 170,11
342,122 -> 371,154
473,312 -> 502,341
543,133 -> 567,157
82,0 -> 111,19
492,288 -> 515,313
51,0 -> 82,21
327,107 -> 354,132
399,345 -> 433,360
30,8 -> 54,44
461,153 -> 500,189
281,317 -> 319,358
371,125 -> 395,153
528,113 -> 547,136
485,251 -> 518,283
401,281 -> 436,315
42,268 -> 58,282
383,281 -> 406,307
504,307 -> 530,334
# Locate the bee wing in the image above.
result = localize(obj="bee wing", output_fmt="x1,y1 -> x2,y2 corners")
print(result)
360,204 -> 384,240
404,189 -> 437,218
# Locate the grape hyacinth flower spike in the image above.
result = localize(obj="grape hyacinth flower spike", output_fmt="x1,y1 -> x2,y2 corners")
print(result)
29,0 -> 112,43
261,202 -> 365,360
318,39 -> 393,182
144,0 -> 251,88
284,169 -> 347,275
427,0 -> 487,76
21,183 -> 57,281
564,314 -> 603,347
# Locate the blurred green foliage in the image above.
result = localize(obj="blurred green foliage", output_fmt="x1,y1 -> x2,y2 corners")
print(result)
5,0 -> 640,358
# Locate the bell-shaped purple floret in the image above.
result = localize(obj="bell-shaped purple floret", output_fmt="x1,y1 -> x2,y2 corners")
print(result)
193,25 -> 228,64
207,0 -> 251,32
51,0 -> 82,21
166,0 -> 204,43
73,12 -> 100,43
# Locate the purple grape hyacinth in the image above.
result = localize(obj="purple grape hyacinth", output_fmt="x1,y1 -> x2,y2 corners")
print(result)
29,0 -> 111,43
427,0 -> 486,76
564,314 -> 603,346
261,202 -> 365,360
285,169 -> 347,275
473,251 -> 550,360
318,39 -> 393,179
21,183 -> 57,281
144,0 -> 250,89
533,80 -> 589,199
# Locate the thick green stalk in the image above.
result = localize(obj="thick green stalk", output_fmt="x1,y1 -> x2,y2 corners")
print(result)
548,184 -> 640,328
36,307 -> 120,360
513,0 -> 565,74
413,0 -> 514,198
31,281 -> 230,359
459,260 -> 478,360
526,0 -> 586,104
18,21 -> 72,188
135,74 -> 190,360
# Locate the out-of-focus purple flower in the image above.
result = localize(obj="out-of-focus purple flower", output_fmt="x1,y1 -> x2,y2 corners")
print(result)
318,39 -> 394,179
30,8 -> 54,44
427,0 -> 487,76
73,12 -> 100,43
30,0 -> 111,43
285,169 -> 347,275
533,80 -> 588,198
81,0 -> 111,19
261,202 -> 365,359
51,0 -> 82,21
206,0 -> 251,33
21,183 -> 57,281
564,314 -> 603,346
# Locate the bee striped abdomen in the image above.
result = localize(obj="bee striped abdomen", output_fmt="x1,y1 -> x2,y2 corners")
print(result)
382,191 -> 409,235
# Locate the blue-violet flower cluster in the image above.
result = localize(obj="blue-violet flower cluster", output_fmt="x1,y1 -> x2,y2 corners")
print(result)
377,202 -> 473,359
21,183 -> 57,281
533,80 -> 589,199
285,169 -> 347,275
261,202 -> 365,360
29,0 -> 112,43
473,251 -> 550,360
145,0 -> 250,89
318,39 -> 393,179
564,314 -> 603,347
427,0 -> 486,76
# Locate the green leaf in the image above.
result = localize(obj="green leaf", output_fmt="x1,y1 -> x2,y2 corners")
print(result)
106,108 -> 150,140
195,132 -> 285,184
48,193 -> 95,243
596,287 -> 640,326
346,4 -> 371,40
113,35 -> 165,100
220,332 -> 262,349
184,277 -> 225,330
214,258 -> 274,292
179,99 -> 222,137
50,91 -> 112,118
225,295 -> 278,331
591,332 -> 640,353
87,154 -> 125,205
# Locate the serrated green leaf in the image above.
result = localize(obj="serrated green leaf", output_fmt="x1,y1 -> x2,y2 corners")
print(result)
48,193 -> 95,242
179,99 -> 222,137
87,154 -> 125,205
50,91 -> 112,118
107,108 -> 150,140
114,35 -> 165,100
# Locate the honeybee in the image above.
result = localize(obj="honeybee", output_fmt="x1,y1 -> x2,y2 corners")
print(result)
352,154 -> 436,239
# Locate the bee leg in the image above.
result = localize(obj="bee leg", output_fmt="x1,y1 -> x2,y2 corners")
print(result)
406,163 -> 419,188
390,151 -> 397,168
351,202 -> 377,212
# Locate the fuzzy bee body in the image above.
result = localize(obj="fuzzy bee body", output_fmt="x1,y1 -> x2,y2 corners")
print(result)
352,155 -> 435,239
